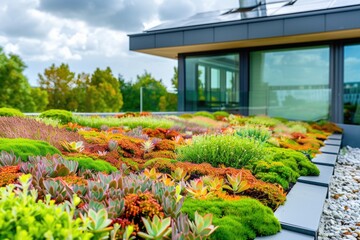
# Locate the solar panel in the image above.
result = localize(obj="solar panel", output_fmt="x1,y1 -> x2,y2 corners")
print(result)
146,0 -> 360,32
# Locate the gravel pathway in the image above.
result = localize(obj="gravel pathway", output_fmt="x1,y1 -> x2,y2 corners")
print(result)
318,146 -> 360,240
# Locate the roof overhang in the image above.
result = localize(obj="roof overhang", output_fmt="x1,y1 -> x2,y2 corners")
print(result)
129,5 -> 360,59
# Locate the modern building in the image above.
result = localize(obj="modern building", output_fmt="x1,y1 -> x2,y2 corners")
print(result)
129,0 -> 360,146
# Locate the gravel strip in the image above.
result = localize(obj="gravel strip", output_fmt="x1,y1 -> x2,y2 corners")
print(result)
318,146 -> 360,240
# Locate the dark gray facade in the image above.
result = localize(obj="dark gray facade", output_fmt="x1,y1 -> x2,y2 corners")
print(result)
129,0 -> 360,147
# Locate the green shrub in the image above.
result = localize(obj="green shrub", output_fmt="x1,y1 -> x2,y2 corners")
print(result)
266,147 -> 320,176
213,111 -> 230,118
179,113 -> 193,119
39,109 -> 73,124
0,107 -> 24,117
176,134 -> 263,169
65,156 -> 117,173
0,174 -> 93,239
252,160 -> 299,189
193,111 -> 215,120
73,116 -> 175,129
0,138 -> 61,161
181,198 -> 280,240
236,126 -> 271,143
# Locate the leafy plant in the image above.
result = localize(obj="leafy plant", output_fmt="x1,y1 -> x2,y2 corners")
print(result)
0,107 -> 24,117
39,109 -> 73,124
182,198 -> 281,240
137,216 -> 172,240
0,174 -> 95,239
236,126 -> 271,143
65,156 -> 117,173
0,138 -> 61,161
108,140 -> 119,151
177,134 -> 264,169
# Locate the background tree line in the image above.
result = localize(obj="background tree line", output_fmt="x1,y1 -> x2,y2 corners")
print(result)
0,47 -> 178,112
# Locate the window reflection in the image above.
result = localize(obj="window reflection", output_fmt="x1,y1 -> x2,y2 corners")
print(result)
185,54 -> 240,111
249,46 -> 330,121
344,44 -> 360,125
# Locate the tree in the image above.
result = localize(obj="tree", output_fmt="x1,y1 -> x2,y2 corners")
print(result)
38,63 -> 76,110
121,71 -> 168,112
85,67 -> 123,112
171,67 -> 178,93
0,48 -> 39,112
31,87 -> 48,112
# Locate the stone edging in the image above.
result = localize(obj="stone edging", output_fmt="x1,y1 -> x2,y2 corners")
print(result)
256,133 -> 342,240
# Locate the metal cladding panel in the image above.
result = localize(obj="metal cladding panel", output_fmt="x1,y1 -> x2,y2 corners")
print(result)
129,34 -> 155,50
248,19 -> 284,39
184,28 -> 214,45
284,15 -> 326,36
214,24 -> 248,42
155,32 -> 184,48
326,9 -> 360,31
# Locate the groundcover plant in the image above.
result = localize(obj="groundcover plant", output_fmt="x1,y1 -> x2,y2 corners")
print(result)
0,109 -> 342,239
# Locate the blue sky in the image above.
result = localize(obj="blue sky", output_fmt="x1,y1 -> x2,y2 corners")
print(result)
0,0 -> 237,91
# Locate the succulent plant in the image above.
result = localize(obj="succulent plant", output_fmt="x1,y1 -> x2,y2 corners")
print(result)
43,179 -> 72,203
143,168 -> 162,181
170,167 -> 189,182
188,212 -> 218,238
108,140 -> 119,151
84,208 -> 113,239
141,140 -> 155,153
137,215 -> 172,240
185,179 -> 212,200
0,151 -> 21,166
223,173 -> 250,195
60,140 -> 84,153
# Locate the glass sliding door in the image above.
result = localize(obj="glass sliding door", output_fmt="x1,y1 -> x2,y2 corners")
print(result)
344,44 -> 360,125
249,46 -> 330,121
185,54 -> 240,111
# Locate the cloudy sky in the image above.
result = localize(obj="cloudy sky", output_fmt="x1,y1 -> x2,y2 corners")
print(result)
0,0 -> 238,90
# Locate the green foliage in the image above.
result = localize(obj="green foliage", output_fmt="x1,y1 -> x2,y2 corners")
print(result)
73,115 -> 175,129
30,87 -> 49,112
177,134 -> 264,169
0,174 -> 93,239
38,63 -> 77,110
193,111 -> 215,120
65,156 -> 117,173
86,67 -> 123,112
246,147 -> 319,188
236,126 -> 271,143
181,198 -> 280,240
0,107 -> 24,117
0,138 -> 61,161
121,71 -> 168,112
39,109 -> 73,124
0,49 -> 39,112
213,111 -> 230,118
266,147 -> 320,176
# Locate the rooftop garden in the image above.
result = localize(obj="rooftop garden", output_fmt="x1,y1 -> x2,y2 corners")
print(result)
0,107 -> 342,239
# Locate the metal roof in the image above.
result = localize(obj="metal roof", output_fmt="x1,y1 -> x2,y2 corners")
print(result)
146,0 -> 360,32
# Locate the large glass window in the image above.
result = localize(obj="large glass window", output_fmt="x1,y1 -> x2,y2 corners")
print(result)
249,46 -> 330,121
185,54 -> 240,111
344,44 -> 360,125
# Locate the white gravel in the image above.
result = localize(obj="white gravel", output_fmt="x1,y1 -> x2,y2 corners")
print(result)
318,146 -> 360,240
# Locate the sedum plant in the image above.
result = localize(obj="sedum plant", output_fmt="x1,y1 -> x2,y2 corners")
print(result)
188,212 -> 218,239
